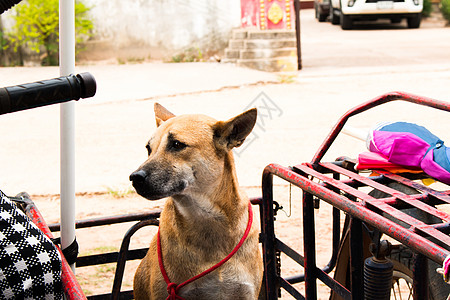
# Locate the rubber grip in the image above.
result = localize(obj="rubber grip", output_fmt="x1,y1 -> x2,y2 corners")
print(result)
0,0 -> 22,14
0,72 -> 96,115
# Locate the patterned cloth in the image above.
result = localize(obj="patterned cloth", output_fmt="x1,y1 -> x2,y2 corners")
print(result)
0,191 -> 63,300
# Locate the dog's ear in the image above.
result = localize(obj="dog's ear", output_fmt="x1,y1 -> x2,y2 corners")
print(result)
213,108 -> 257,151
154,103 -> 176,127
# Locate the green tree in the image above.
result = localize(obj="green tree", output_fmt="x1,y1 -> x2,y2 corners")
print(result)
7,0 -> 93,66
441,0 -> 450,23
422,0 -> 432,18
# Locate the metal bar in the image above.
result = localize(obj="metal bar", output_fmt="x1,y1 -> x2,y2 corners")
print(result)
295,163 -> 450,256
76,248 -> 148,268
59,0 -> 77,272
279,277 -> 305,300
264,164 -> 450,264
303,191 -> 317,298
111,219 -> 159,300
250,197 -> 262,205
285,274 -> 304,284
261,169 -> 279,300
350,217 -> 364,300
296,163 -> 438,230
312,92 -> 450,164
322,163 -> 450,222
87,290 -> 133,300
431,222 -> 450,234
294,163 -> 378,203
413,253 -> 429,300
276,239 -> 305,266
330,207 -> 341,271
378,170 -> 450,204
321,174 -> 441,208
316,268 -> 352,300
293,0 -> 302,70
372,202 -> 450,245
48,210 -> 161,232
283,205 -> 341,286
328,172 -> 342,278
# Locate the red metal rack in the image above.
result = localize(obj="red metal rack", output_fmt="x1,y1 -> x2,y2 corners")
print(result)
259,92 -> 450,299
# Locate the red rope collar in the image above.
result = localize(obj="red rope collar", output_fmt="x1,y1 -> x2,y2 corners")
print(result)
157,202 -> 253,300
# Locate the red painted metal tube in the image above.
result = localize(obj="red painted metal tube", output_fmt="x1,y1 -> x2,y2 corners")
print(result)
25,201 -> 87,300
297,162 -> 450,244
263,163 -> 450,265
312,92 -> 450,164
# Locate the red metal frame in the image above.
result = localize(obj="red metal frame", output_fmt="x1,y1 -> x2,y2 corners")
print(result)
259,92 -> 450,299
22,197 -> 87,300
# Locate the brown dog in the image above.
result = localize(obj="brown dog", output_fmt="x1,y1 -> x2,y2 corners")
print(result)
130,103 -> 263,300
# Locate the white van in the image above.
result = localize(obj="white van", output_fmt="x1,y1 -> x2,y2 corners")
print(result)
315,0 -> 423,29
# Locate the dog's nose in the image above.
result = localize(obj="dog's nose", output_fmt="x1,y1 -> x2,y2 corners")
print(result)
129,170 -> 147,183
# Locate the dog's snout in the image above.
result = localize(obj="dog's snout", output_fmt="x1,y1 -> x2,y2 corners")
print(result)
130,169 -> 147,183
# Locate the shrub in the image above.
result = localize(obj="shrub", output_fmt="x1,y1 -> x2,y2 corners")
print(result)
6,0 -> 93,66
170,47 -> 204,63
422,0 -> 432,18
441,0 -> 450,22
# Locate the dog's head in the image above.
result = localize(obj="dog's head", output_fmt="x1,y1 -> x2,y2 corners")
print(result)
129,103 -> 257,201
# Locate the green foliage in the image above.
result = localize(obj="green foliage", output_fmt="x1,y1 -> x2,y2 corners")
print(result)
441,0 -> 450,22
170,47 -> 204,63
422,0 -> 432,17
105,186 -> 135,198
6,0 -> 93,66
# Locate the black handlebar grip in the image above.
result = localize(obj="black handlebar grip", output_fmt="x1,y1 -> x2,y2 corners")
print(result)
0,72 -> 96,115
1,0 -> 22,14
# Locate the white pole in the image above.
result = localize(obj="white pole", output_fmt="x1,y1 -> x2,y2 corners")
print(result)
342,125 -> 369,142
59,0 -> 76,271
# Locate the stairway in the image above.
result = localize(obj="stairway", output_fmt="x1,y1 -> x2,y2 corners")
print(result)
222,28 -> 298,72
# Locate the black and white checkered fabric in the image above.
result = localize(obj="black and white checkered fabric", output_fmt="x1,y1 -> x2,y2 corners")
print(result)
0,191 -> 63,300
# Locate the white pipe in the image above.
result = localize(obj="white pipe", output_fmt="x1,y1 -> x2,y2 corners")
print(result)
59,0 -> 76,272
342,125 -> 369,142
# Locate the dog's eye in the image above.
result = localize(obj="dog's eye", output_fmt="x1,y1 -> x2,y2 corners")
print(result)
146,144 -> 152,156
170,140 -> 187,151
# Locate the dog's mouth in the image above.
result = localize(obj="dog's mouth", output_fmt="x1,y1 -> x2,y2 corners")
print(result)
130,169 -> 188,200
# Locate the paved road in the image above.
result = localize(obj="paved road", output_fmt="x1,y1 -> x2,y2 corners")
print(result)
0,9 -> 449,196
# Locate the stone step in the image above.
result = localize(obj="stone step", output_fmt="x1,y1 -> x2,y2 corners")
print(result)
231,28 -> 248,40
247,29 -> 295,40
227,38 -> 296,50
227,39 -> 245,50
240,48 -> 297,59
221,58 -> 237,64
230,28 -> 296,40
245,39 -> 296,49
224,48 -> 240,59
237,56 -> 298,72
224,28 -> 298,72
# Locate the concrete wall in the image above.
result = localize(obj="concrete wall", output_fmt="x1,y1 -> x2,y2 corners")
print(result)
80,0 -> 242,61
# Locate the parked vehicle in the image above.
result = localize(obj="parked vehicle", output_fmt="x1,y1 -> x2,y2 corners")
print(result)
315,0 -> 331,22
315,0 -> 423,29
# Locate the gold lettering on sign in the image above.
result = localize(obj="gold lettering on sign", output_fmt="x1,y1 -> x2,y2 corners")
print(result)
268,2 -> 283,24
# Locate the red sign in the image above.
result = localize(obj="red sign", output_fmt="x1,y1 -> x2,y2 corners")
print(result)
241,0 -> 295,30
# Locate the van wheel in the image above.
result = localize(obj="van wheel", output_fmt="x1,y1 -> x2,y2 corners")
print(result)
315,4 -> 328,22
330,5 -> 340,24
407,13 -> 421,28
340,13 -> 352,29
